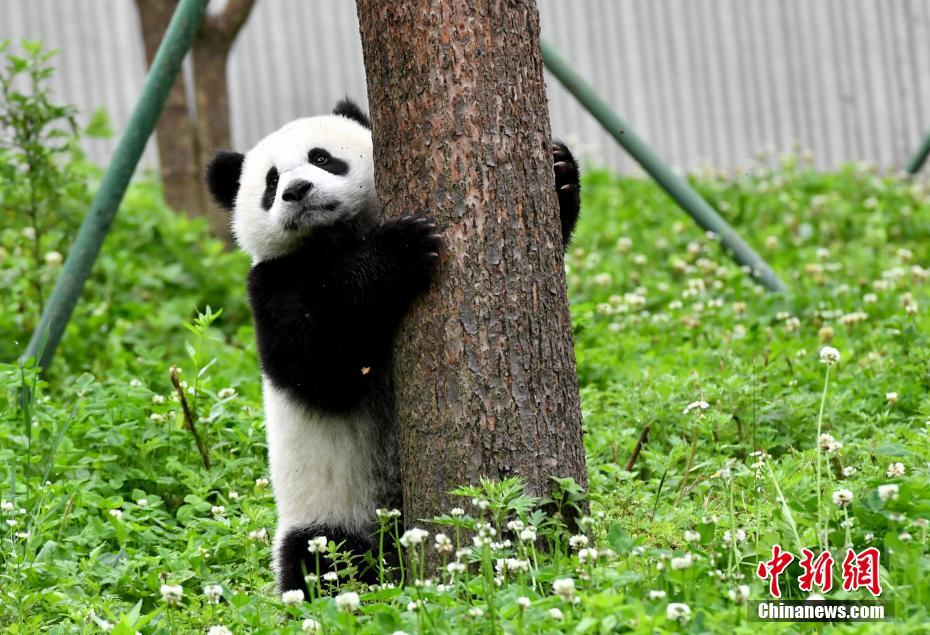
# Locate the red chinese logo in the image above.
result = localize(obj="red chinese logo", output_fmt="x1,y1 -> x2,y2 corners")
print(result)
756,545 -> 883,598
798,548 -> 834,593
756,544 -> 795,598
841,547 -> 882,596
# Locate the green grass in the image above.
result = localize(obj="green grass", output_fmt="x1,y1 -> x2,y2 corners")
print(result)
2,155 -> 929,634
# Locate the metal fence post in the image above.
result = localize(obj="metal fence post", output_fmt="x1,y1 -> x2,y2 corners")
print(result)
23,0 -> 209,370
541,40 -> 787,293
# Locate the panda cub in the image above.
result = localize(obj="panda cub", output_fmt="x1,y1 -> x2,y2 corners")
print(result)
205,99 -> 582,595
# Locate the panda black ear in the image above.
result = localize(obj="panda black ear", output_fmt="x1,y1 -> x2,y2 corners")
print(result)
205,150 -> 244,210
333,98 -> 372,129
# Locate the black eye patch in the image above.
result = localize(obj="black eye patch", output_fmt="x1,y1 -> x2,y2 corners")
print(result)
262,167 -> 278,210
308,147 -> 348,176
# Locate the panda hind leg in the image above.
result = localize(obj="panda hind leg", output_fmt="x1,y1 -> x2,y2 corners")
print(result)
276,524 -> 379,596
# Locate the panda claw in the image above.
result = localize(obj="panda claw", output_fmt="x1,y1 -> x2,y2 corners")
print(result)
554,161 -> 569,174
560,183 -> 575,192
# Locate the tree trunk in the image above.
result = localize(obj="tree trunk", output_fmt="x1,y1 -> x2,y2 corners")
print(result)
135,0 -> 256,243
135,0 -> 204,218
356,1 -> 587,523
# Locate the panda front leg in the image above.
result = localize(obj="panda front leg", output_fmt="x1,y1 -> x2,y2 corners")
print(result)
552,140 -> 581,248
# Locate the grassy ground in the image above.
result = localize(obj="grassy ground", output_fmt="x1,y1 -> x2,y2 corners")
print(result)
1,153 -> 929,633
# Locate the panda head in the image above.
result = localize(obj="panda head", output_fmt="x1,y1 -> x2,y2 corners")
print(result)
206,99 -> 376,262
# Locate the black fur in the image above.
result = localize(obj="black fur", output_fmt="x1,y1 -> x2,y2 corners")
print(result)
277,524 -> 383,595
248,215 -> 441,414
205,151 -> 244,210
552,140 -> 581,248
262,167 -> 279,210
333,98 -> 372,129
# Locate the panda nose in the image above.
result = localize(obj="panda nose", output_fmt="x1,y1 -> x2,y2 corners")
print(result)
282,180 -> 313,202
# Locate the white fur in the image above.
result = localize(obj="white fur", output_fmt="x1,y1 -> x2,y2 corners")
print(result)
263,378 -> 381,556
233,115 -> 377,263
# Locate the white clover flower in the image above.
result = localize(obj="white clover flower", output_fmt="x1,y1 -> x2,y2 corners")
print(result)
129,378 -> 142,388
887,462 -> 905,478
228,491 -> 239,501
818,433 -> 843,453
389,508 -> 402,518
449,507 -> 465,517
406,601 -> 422,612
471,498 -> 489,510
519,526 -> 537,542
569,534 -> 589,549
514,595 -> 531,610
683,529 -> 700,542
255,478 -> 269,489
886,392 -> 898,405
5,519 -> 16,527
683,400 -> 709,415
832,489 -> 854,507
44,251 -> 63,266
203,584 -> 223,604
399,527 -> 429,547
433,532 -> 453,553
307,536 -> 328,553
468,607 -> 484,618
548,607 -> 564,620
446,561 -> 466,575
899,532 -> 913,542
648,589 -> 667,600
819,346 -> 840,365
322,571 -> 339,582
506,519 -> 525,532
842,466 -> 857,477
878,484 -> 900,501
108,509 -> 123,520
552,577 -> 576,602
281,589 -> 304,606
149,413 -> 165,422
248,527 -> 267,541
578,547 -> 599,563
666,602 -> 692,623
302,618 -> 321,633
135,498 -> 149,508
99,620 -> 114,633
211,505 -> 225,518
160,584 -> 183,605
728,584 -> 750,604
218,387 -> 237,399
207,626 -> 232,635
335,591 -> 360,612
151,394 -> 165,405
616,236 -> 633,252
0,501 -> 13,513
593,272 -> 613,286
670,553 -> 694,570
723,528 -> 746,545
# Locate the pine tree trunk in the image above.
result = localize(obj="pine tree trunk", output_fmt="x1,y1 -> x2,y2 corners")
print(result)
356,1 -> 587,522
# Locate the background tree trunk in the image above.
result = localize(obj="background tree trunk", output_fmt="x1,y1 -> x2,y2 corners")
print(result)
356,0 -> 587,522
135,0 -> 256,242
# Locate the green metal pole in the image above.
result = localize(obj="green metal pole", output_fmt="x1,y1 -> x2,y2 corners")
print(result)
540,40 -> 787,293
905,129 -> 930,175
23,0 -> 209,370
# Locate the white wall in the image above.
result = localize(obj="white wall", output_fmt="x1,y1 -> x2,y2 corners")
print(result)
3,0 -> 930,173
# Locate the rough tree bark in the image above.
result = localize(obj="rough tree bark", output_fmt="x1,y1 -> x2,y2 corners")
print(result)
356,1 -> 587,522
135,0 -> 256,242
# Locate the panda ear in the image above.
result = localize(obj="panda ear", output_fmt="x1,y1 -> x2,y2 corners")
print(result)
205,151 -> 244,210
333,98 -> 372,129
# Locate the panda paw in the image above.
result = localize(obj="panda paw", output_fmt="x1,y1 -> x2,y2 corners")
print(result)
552,141 -> 580,194
372,215 -> 443,272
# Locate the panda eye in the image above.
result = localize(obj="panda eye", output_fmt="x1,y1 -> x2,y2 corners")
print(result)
309,149 -> 330,166
266,167 -> 279,187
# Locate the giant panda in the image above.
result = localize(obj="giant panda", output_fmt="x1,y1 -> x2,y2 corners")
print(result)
205,99 -> 582,596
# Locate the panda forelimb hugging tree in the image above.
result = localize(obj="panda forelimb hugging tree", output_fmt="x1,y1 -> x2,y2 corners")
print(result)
205,98 -> 582,596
